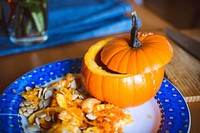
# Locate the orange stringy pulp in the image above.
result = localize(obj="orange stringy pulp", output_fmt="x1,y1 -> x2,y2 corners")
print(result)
19,73 -> 133,133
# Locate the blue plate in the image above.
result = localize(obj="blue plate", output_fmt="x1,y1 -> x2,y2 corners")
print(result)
0,58 -> 190,133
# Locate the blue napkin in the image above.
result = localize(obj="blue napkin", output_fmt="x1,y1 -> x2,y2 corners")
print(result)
0,0 -> 141,57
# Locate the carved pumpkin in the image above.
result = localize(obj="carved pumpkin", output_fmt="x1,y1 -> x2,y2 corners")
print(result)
81,12 -> 173,108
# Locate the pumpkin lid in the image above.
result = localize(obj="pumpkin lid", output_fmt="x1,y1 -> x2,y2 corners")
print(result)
100,12 -> 173,75
100,33 -> 173,75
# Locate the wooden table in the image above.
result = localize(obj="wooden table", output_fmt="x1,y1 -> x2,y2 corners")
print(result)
0,1 -> 200,133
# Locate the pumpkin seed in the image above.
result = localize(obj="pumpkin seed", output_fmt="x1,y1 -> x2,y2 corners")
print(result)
25,86 -> 32,91
26,125 -> 40,132
27,108 -> 34,114
43,99 -> 51,108
72,94 -> 78,101
18,109 -> 23,114
70,80 -> 77,89
19,101 -> 25,107
44,90 -> 53,100
45,115 -> 51,121
21,107 -> 27,112
86,113 -> 97,120
23,112 -> 30,117
36,113 -> 46,118
55,84 -> 62,90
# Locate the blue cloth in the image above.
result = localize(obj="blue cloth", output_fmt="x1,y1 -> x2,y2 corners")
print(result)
0,0 -> 141,57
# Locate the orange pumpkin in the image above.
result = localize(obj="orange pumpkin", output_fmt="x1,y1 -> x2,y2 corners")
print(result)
81,12 -> 173,108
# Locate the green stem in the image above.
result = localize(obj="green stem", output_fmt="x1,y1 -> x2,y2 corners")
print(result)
31,11 -> 44,33
130,11 -> 141,48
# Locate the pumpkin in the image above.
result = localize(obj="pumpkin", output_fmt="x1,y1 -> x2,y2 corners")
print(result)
81,12 -> 173,108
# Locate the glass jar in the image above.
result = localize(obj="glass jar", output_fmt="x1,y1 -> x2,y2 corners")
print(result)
2,0 -> 48,46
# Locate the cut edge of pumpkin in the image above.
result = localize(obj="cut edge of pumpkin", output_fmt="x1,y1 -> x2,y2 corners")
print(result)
84,38 -> 132,77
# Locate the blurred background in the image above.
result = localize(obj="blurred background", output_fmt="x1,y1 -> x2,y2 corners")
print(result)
134,0 -> 200,29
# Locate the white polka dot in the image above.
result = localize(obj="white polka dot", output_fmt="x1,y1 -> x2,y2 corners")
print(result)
163,80 -> 166,82
2,99 -> 5,101
9,116 -> 13,119
184,125 -> 188,128
31,82 -> 35,84
62,68 -> 65,71
165,130 -> 169,133
9,107 -> 13,110
165,84 -> 169,87
58,62 -> 61,65
181,113 -> 185,116
42,68 -> 45,71
14,81 -> 18,84
173,94 -> 177,97
2,93 -> 6,96
172,88 -> 175,91
40,77 -> 43,80
168,122 -> 172,125
28,75 -> 32,78
179,130 -> 183,133
165,99 -> 169,102
33,70 -> 37,73
50,72 -> 54,75
178,100 -> 182,102
169,108 -> 173,111
169,116 -> 174,119
158,91 -> 162,94
181,107 -> 185,109
22,77 -> 25,79
11,100 -> 15,103
10,124 -> 14,127
49,65 -> 52,68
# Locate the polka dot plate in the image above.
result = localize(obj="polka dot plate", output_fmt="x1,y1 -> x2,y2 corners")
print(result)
0,58 -> 190,133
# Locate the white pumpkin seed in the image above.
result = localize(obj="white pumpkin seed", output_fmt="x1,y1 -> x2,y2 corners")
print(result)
45,115 -> 51,121
36,113 -> 46,118
25,86 -> 32,91
72,94 -> 78,101
33,105 -> 38,111
35,117 -> 40,125
23,112 -> 30,117
70,80 -> 77,89
26,125 -> 40,132
19,102 -> 25,107
42,87 -> 48,96
43,99 -> 51,108
18,109 -> 23,114
21,107 -> 27,112
38,88 -> 43,99
86,113 -> 97,120
55,85 -> 62,90
44,90 -> 53,100
39,100 -> 44,109
24,100 -> 31,106
27,108 -> 34,114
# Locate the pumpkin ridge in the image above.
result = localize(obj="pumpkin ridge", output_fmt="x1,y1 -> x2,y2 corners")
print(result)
141,46 -> 168,72
106,48 -> 130,71
137,48 -> 152,74
117,48 -> 132,73
101,46 -> 128,65
127,50 -> 137,74
142,43 -> 173,65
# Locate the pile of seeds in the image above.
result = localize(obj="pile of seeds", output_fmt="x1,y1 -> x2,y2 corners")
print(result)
18,73 -> 133,132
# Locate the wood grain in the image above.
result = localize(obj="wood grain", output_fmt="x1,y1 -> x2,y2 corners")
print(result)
161,31 -> 200,99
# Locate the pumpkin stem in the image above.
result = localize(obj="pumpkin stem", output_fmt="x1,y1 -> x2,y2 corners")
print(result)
130,11 -> 141,48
